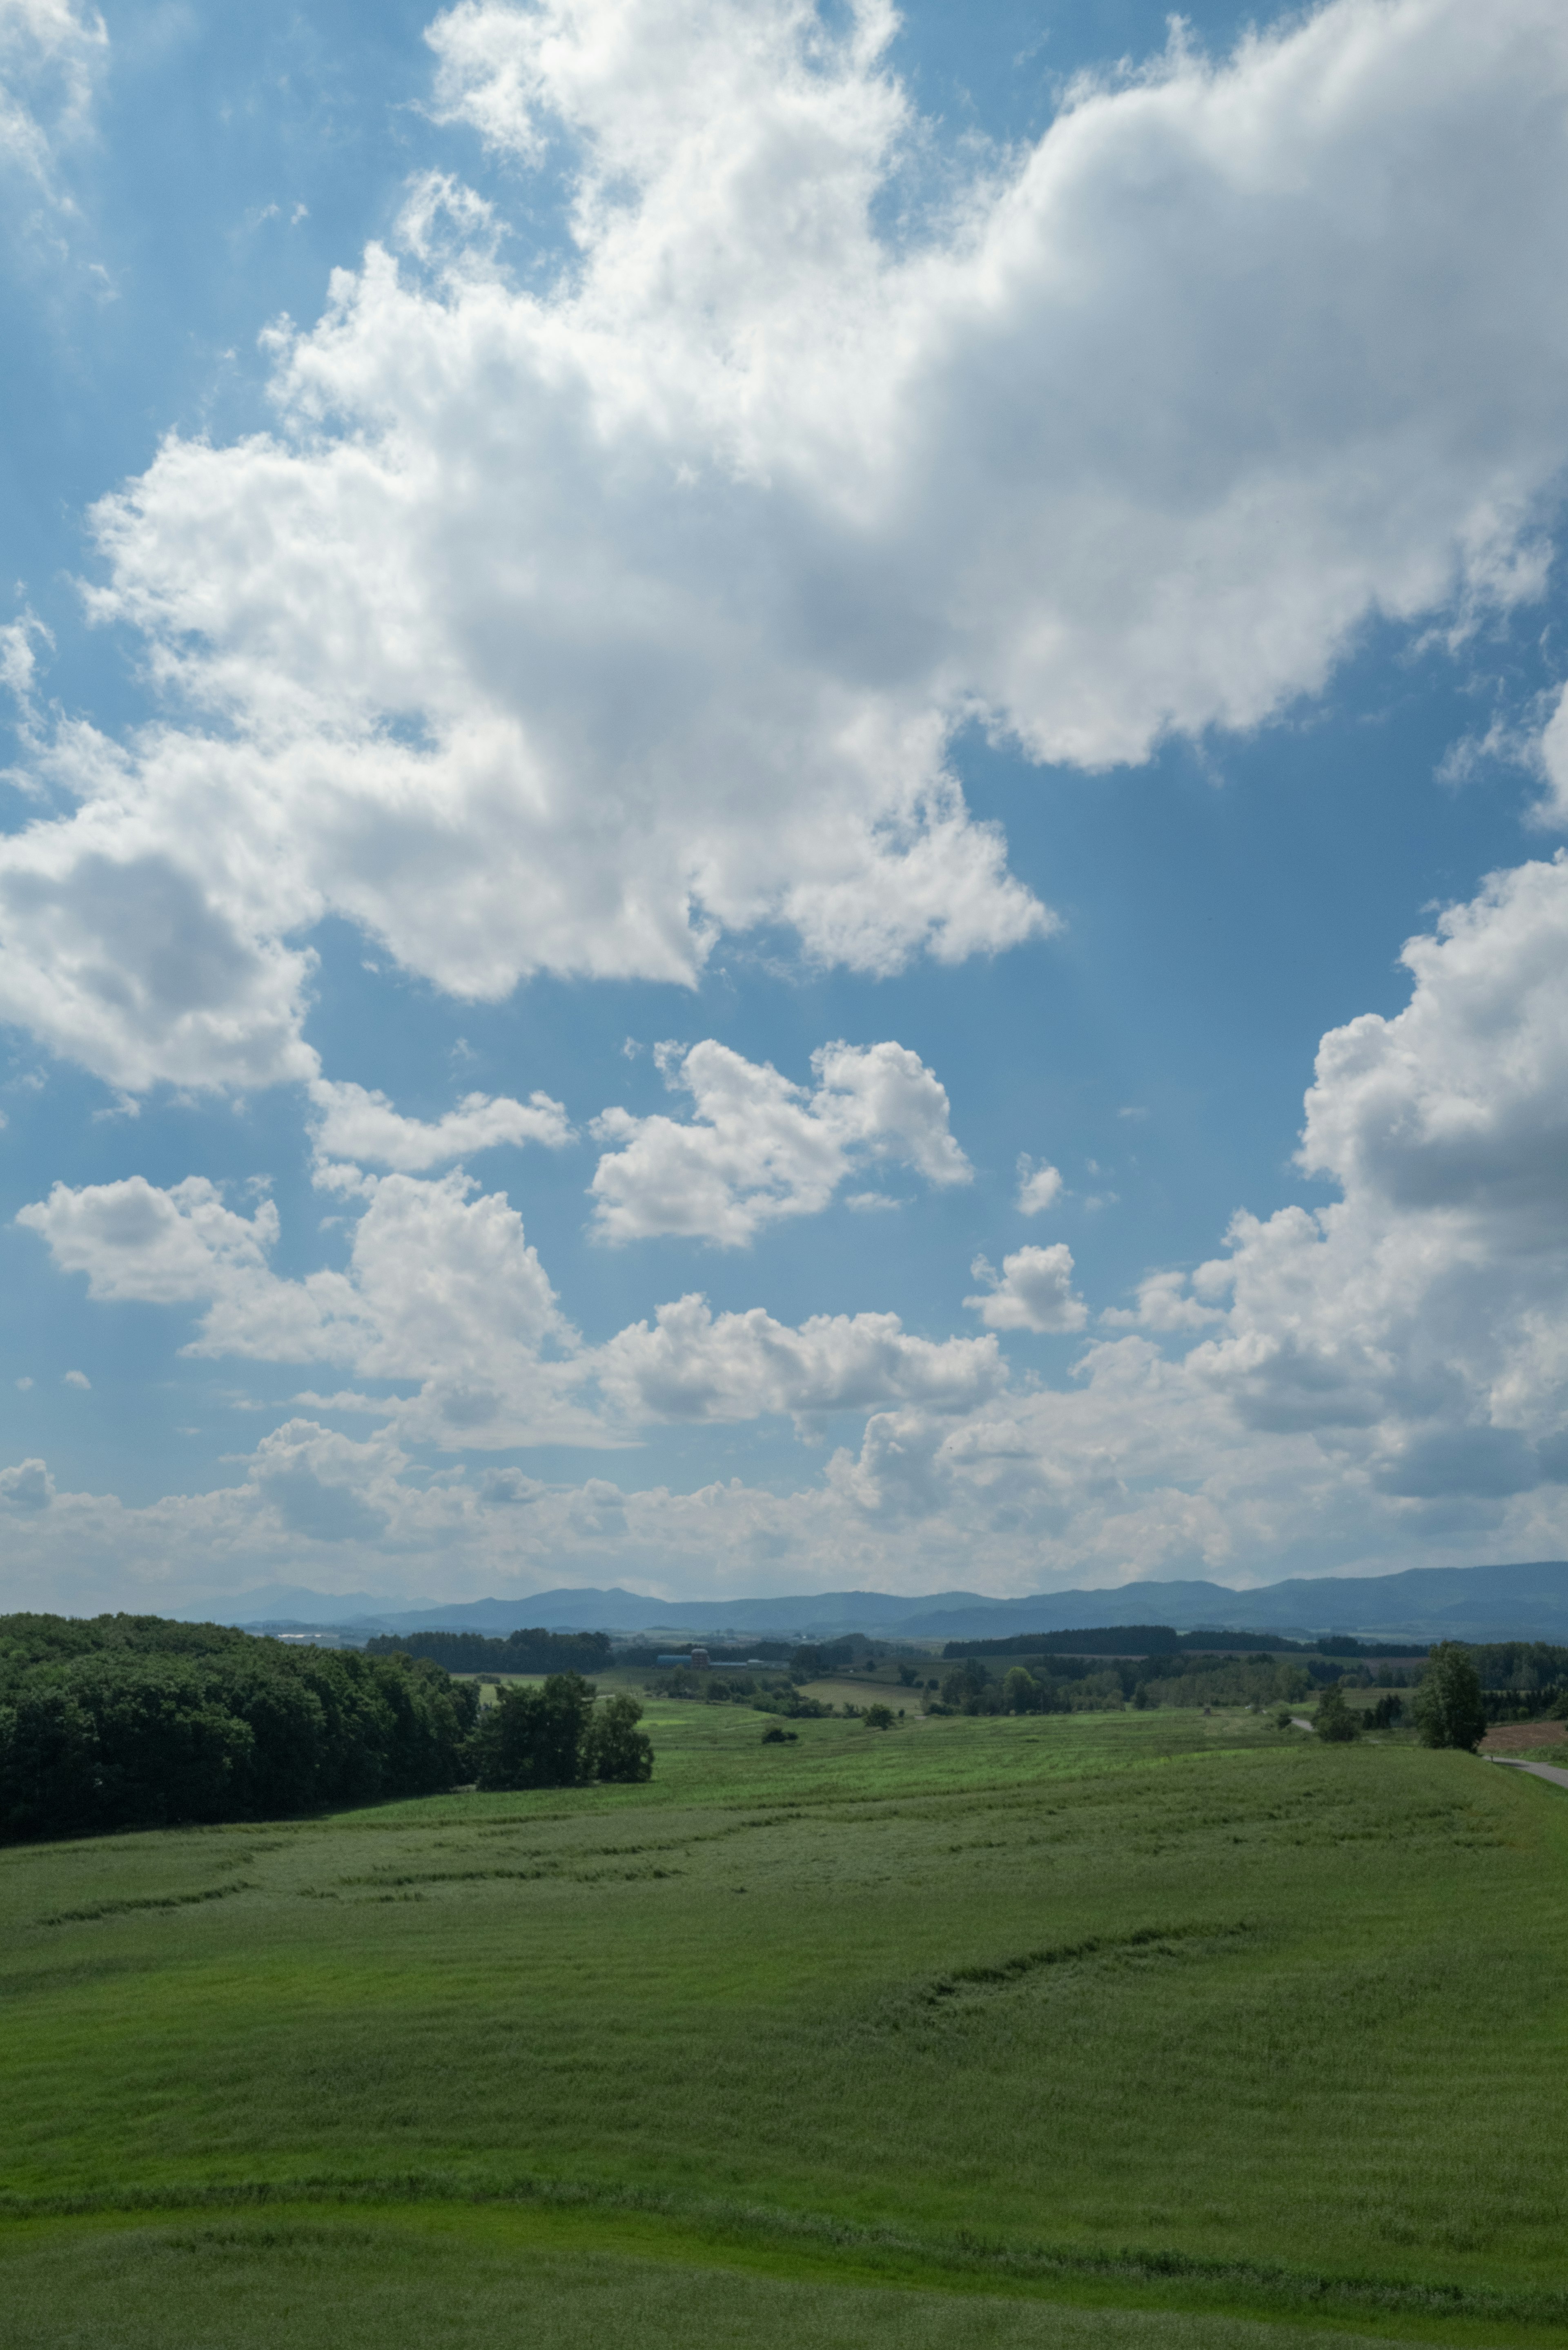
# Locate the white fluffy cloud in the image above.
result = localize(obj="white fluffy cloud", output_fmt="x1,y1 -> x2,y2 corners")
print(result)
596,1292 -> 1002,1425
589,1037 -> 970,1244
13,853 -> 1568,1598
1101,1268 -> 1227,1334
18,1175 -> 281,1304
1015,1157 -> 1063,1216
307,1077 -> 572,1169
4,0 -> 1568,1088
17,1166 -> 599,1447
16,1152 -> 999,1445
966,1244 -> 1088,1333
1101,856 -> 1568,1501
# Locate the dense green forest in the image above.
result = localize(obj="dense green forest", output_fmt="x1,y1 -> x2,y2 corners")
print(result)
0,1617 -> 651,1840
362,1627 -> 613,1675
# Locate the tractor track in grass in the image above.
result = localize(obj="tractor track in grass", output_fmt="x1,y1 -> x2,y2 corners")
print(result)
1,2168 -> 1564,2333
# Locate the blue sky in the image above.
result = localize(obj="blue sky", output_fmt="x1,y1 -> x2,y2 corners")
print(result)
4,0 -> 1568,1615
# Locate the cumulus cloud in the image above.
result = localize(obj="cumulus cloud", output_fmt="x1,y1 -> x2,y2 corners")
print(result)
1101,1268 -> 1228,1333
3,0 -> 1568,1087
832,844 -> 1568,1550
16,1155 -> 998,1444
1133,856 -> 1568,1488
966,1243 -> 1089,1333
0,1456 -> 53,1509
15,854 -> 1568,1591
250,1419 -> 394,1544
596,1292 -> 1002,1425
1015,1157 -> 1063,1216
0,840 -> 317,1094
15,841 -> 1568,1585
17,1166 -> 596,1446
307,1076 -> 572,1170
18,1175 -> 281,1303
588,1038 -> 969,1244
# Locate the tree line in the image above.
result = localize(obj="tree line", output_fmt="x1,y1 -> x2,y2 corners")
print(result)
0,1614 -> 652,1842
929,1650 -> 1318,1714
942,1625 -> 1425,1661
363,1627 -> 612,1676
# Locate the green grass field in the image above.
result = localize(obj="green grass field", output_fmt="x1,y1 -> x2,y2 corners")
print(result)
3,1702 -> 1566,2347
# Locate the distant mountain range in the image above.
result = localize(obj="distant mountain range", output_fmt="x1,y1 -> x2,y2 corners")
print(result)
221,1558 -> 1568,1643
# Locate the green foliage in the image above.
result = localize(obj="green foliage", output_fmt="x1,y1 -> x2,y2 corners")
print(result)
1459,1639 -> 1568,1691
0,1619 -> 475,1841
471,1673 -> 597,1789
1313,1683 -> 1359,1743
363,1627 -> 612,1676
944,1624 -> 1183,1658
760,1723 -> 798,1743
1413,1642 -> 1489,1752
1365,1692 -> 1404,1729
587,1692 -> 655,1783
1137,1657 -> 1311,1710
788,1641 -> 860,1679
1001,1667 -> 1040,1714
471,1676 -> 654,1789
940,1660 -> 999,1713
755,1690 -> 831,1720
862,1703 -> 897,1730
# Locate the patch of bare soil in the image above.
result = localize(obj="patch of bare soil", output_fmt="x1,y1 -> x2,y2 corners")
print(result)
1481,1719 -> 1568,1753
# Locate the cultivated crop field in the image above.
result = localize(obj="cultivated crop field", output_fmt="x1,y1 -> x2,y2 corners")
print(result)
2,1704 -> 1566,2348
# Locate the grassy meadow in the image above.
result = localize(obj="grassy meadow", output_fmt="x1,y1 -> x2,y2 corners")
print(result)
2,1699 -> 1567,2347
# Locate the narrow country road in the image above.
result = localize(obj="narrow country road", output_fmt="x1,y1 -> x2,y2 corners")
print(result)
1490,1757 -> 1568,1791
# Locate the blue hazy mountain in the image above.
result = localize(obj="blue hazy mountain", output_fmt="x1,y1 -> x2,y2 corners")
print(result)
223,1559 -> 1568,1643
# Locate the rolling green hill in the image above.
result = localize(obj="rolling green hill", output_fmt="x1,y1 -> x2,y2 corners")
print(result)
2,1703 -> 1566,2348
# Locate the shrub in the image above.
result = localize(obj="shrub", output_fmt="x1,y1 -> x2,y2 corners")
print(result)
862,1703 -> 896,1730
760,1724 -> 798,1744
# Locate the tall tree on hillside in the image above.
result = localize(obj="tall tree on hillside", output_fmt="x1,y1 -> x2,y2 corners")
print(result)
473,1673 -> 597,1790
1314,1682 -> 1359,1742
1412,1645 -> 1488,1752
586,1693 -> 654,1783
1002,1667 -> 1040,1714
